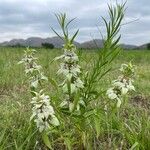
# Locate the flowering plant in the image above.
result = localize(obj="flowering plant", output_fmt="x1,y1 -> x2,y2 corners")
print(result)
19,48 -> 59,148
106,62 -> 135,107
53,14 -> 84,112
18,2 -> 137,149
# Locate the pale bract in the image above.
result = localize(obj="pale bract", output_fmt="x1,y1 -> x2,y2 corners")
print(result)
106,88 -> 118,100
19,48 -> 48,89
31,91 -> 59,132
55,47 -> 84,111
106,62 -> 135,107
19,48 -> 59,132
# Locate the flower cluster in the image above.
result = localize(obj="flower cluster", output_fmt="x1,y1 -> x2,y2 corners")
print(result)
18,48 -> 48,88
19,48 -> 59,132
106,63 -> 135,107
55,47 -> 84,111
31,90 -> 59,132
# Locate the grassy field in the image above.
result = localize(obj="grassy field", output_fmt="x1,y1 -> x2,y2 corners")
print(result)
0,47 -> 150,149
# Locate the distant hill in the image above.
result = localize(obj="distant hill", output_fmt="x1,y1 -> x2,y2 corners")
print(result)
120,44 -> 138,50
0,36 -> 80,48
0,37 -> 146,50
138,44 -> 148,49
80,39 -> 138,49
80,39 -> 104,49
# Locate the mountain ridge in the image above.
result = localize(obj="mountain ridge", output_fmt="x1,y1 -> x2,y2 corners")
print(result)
0,36 -> 145,49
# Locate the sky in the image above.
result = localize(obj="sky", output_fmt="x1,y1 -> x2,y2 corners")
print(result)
0,0 -> 150,46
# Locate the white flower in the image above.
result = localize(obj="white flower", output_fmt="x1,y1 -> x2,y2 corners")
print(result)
70,65 -> 81,76
113,79 -> 123,86
127,80 -> 135,91
31,91 -> 59,132
40,73 -> 48,81
106,88 -> 118,100
31,79 -> 39,88
19,48 -> 47,89
106,63 -> 135,108
121,87 -> 128,95
57,63 -> 69,75
19,48 -> 60,132
75,78 -> 84,88
120,64 -> 128,72
55,46 -> 84,111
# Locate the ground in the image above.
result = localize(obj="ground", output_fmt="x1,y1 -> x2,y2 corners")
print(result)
0,47 -> 150,149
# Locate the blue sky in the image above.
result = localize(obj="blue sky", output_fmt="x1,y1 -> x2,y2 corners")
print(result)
0,0 -> 150,45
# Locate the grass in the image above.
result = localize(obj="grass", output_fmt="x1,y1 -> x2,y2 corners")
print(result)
0,47 -> 150,149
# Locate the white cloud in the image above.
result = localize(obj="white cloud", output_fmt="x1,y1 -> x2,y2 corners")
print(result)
0,0 -> 150,45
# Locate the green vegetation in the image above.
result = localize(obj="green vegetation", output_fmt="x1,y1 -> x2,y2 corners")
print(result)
42,43 -> 54,49
0,47 -> 150,149
147,43 -> 150,50
0,2 -> 150,150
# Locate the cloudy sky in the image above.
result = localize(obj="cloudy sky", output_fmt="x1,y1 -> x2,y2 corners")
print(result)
0,0 -> 150,45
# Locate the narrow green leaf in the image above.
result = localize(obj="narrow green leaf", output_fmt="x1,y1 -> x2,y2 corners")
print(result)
130,142 -> 139,150
42,133 -> 52,150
